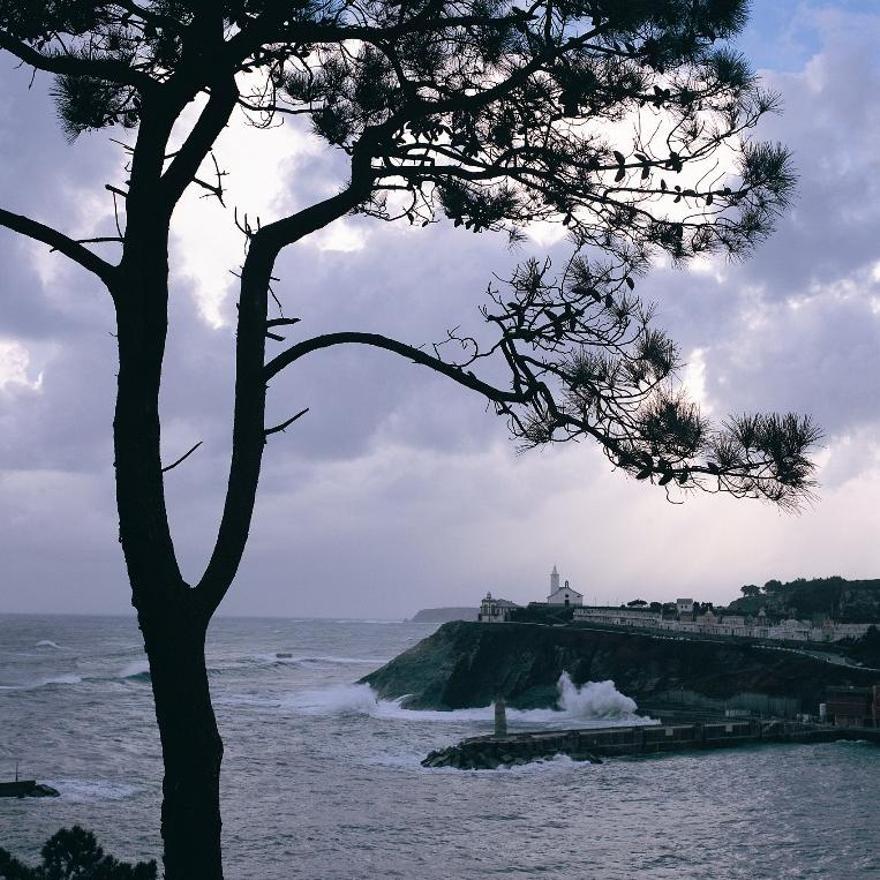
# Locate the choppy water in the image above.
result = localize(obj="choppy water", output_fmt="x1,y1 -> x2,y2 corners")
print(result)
1,614 -> 878,879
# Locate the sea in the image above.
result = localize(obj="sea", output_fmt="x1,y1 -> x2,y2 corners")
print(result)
1,613 -> 878,880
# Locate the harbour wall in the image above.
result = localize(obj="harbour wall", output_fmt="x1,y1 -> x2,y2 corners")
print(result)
421,720 -> 880,769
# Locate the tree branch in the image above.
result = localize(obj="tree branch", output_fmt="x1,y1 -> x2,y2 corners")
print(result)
264,331 -> 526,404
0,207 -> 115,284
161,441 -> 203,473
0,29 -> 155,91
161,80 -> 239,209
265,407 -> 309,437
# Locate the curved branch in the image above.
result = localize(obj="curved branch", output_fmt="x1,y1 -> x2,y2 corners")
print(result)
265,407 -> 309,437
264,331 -> 527,404
0,206 -> 115,284
258,129 -> 384,251
161,440 -> 203,473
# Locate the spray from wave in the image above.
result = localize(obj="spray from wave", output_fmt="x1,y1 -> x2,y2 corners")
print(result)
556,674 -> 638,718
283,672 -> 649,726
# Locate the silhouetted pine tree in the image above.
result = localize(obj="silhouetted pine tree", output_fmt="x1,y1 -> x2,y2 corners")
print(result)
0,827 -> 156,880
0,2 -> 818,876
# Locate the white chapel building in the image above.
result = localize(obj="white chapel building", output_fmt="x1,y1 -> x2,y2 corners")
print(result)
546,565 -> 583,607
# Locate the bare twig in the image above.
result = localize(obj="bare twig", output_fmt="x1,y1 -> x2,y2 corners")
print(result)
264,408 -> 310,437
161,441 -> 203,473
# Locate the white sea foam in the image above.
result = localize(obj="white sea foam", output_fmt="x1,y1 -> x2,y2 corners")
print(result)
284,673 -> 650,726
34,640 -> 62,650
253,653 -> 379,668
0,673 -> 87,692
45,778 -> 143,803
41,674 -> 83,687
117,660 -> 151,681
214,693 -> 281,709
555,674 -> 638,718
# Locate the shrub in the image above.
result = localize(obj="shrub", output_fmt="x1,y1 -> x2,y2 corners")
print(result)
0,827 -> 156,880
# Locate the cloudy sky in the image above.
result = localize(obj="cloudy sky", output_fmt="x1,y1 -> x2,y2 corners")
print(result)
2,1 -> 880,618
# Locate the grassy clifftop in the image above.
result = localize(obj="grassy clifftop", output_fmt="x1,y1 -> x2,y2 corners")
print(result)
361,621 -> 878,712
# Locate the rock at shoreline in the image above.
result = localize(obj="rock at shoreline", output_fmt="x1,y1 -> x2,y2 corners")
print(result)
0,781 -> 60,798
421,741 -> 603,770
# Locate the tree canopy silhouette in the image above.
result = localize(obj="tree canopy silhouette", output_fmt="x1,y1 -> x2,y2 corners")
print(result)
0,1 -> 818,876
0,826 -> 157,880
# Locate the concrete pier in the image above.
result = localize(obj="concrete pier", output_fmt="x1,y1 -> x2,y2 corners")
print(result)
421,720 -> 880,769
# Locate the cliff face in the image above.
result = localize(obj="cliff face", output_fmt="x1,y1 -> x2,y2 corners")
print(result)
361,622 -> 878,712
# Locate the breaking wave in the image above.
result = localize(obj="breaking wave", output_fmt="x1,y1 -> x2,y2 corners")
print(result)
254,653 -> 379,668
557,674 -> 638,717
0,674 -> 81,692
117,660 -> 151,682
45,778 -> 143,803
42,673 -> 83,686
34,640 -> 63,650
0,663 -> 153,692
283,672 -> 649,726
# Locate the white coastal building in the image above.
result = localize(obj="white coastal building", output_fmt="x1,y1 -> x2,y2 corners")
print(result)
574,606 -> 661,626
573,603 -> 878,645
546,566 -> 583,607
478,592 -> 519,623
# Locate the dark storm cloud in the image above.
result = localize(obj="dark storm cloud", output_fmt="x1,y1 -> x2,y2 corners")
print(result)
635,12 -> 880,446
3,7 -> 880,616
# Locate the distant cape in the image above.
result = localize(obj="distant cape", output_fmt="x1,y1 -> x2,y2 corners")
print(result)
408,607 -> 478,623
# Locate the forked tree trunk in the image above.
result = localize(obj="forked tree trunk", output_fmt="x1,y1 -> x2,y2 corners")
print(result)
112,94 -> 268,873
112,222 -> 230,877
140,605 -> 224,880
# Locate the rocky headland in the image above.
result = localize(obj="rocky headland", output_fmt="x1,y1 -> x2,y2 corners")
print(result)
361,621 -> 879,715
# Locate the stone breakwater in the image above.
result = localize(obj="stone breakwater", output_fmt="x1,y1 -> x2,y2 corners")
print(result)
421,720 -> 880,769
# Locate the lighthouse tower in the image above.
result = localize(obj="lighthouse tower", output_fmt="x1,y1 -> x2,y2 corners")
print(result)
550,565 -> 560,593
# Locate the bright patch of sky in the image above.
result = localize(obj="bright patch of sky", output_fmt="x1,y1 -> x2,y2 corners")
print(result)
0,340 -> 42,393
739,0 -> 880,70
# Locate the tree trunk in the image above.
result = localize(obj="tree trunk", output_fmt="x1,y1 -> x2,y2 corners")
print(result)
141,605 -> 224,880
112,221 -> 228,876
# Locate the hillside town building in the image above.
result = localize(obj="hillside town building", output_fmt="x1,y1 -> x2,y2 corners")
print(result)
826,686 -> 880,727
475,567 -> 879,647
573,605 -> 876,643
477,592 -> 518,623
546,565 -> 583,606
477,565 -> 880,643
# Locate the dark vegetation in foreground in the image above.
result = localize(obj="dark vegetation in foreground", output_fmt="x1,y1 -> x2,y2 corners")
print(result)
0,827 -> 156,880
